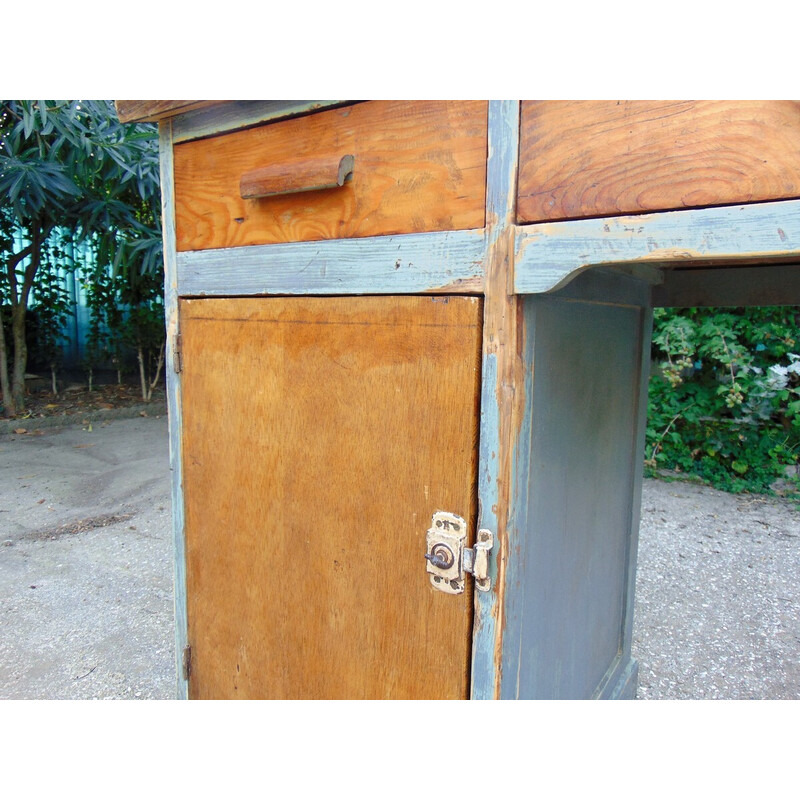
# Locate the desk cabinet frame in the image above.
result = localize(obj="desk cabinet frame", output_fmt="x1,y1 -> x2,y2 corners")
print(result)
155,101 -> 800,699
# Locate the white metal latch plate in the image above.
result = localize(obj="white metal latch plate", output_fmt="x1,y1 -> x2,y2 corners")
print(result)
425,511 -> 493,594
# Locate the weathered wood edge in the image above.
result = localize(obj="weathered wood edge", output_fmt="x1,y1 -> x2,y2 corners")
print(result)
471,100 -> 521,700
160,120 -> 189,700
595,656 -> 639,700
514,199 -> 800,295
617,302 -> 653,699
116,100 -> 218,123
171,101 -> 351,143
176,230 -> 486,297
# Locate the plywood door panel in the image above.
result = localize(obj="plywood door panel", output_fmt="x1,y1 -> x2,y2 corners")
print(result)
173,100 -> 488,251
517,100 -> 800,223
180,295 -> 483,699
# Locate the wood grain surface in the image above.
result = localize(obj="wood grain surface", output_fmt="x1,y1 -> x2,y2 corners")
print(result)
173,100 -> 487,251
175,230 -> 487,297
179,295 -> 483,699
517,100 -> 800,223
239,154 -> 354,199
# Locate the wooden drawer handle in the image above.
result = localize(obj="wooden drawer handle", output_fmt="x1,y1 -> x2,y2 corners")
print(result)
240,154 -> 355,199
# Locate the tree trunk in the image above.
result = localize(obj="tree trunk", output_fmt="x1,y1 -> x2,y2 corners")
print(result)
1,243 -> 33,418
0,316 -> 14,417
4,225 -> 43,415
137,345 -> 148,401
137,341 -> 165,402
10,303 -> 28,413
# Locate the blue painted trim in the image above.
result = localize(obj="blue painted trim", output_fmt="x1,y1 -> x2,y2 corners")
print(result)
470,100 -> 521,700
486,100 -> 521,229
176,230 -> 486,297
514,199 -> 800,294
471,352 -> 501,700
160,121 -> 189,700
500,316 -> 535,700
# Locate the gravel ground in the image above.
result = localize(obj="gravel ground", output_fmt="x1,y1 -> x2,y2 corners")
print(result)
1,412 -> 798,700
634,479 -> 800,699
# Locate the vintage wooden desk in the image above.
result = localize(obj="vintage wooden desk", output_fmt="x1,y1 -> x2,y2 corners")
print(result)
117,100 -> 800,699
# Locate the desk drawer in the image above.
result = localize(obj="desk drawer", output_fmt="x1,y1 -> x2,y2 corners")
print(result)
173,100 -> 487,251
517,100 -> 800,223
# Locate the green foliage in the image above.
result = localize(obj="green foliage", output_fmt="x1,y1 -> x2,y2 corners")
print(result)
0,100 -> 162,414
82,253 -> 126,387
82,254 -> 165,398
28,231 -> 73,389
0,101 -> 160,261
646,306 -> 800,496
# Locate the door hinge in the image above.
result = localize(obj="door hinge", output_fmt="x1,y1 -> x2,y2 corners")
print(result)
182,644 -> 192,681
173,333 -> 183,374
424,511 -> 494,595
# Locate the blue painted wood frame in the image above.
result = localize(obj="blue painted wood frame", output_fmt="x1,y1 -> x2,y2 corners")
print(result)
514,199 -> 800,295
160,121 -> 190,700
176,230 -> 486,297
470,100 -> 521,699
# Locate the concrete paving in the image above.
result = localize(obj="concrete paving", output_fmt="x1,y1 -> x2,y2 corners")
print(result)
1,410 -> 798,699
0,413 -> 175,699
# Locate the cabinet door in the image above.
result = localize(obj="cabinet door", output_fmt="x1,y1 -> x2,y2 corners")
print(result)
179,295 -> 483,699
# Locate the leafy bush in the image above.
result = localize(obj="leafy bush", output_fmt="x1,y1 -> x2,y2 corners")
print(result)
0,100 -> 161,415
645,306 -> 800,496
27,234 -> 73,392
81,247 -> 164,398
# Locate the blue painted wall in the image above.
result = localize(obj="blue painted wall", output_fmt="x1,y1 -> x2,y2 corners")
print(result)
12,227 -> 108,371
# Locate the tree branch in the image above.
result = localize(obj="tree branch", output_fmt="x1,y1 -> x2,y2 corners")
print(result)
5,242 -> 34,305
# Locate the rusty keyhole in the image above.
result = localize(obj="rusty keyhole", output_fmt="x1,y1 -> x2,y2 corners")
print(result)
425,542 -> 455,570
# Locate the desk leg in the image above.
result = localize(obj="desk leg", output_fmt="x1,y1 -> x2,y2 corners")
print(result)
501,272 -> 653,699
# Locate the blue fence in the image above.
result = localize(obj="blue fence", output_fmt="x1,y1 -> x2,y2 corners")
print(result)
12,228 -> 103,371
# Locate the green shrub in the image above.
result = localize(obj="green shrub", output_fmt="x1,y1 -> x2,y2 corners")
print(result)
645,307 -> 800,496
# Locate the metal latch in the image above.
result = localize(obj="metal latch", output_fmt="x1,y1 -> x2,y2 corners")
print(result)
424,511 -> 493,595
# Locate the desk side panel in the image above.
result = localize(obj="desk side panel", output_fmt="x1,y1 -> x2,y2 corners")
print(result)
502,274 -> 651,698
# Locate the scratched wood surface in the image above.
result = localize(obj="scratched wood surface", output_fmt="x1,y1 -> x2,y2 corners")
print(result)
173,100 -> 488,251
176,230 -> 486,297
179,295 -> 483,699
517,100 -> 800,223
